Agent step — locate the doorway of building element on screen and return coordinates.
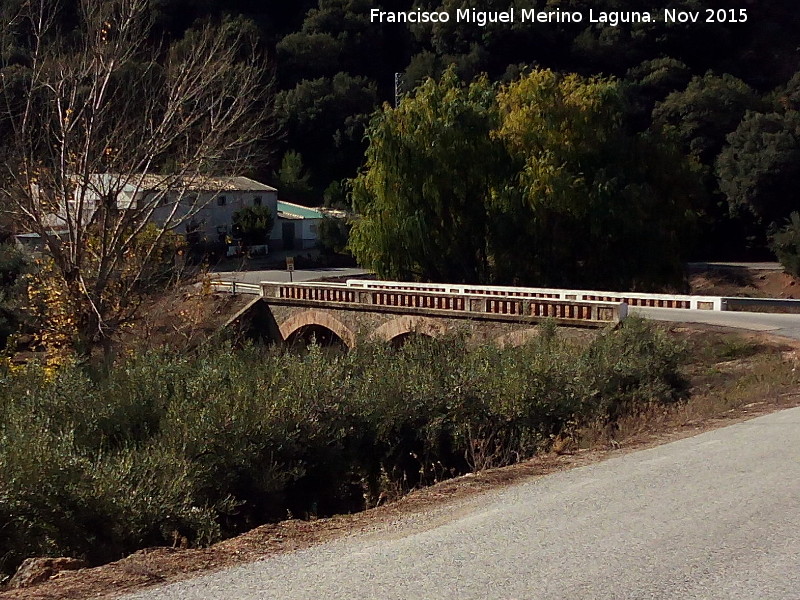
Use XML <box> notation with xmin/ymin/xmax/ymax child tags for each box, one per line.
<box><xmin>282</xmin><ymin>222</ymin><xmax>295</xmax><ymax>250</ymax></box>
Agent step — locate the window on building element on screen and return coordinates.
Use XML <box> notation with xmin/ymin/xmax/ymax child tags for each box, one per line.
<box><xmin>217</xmin><ymin>195</ymin><xmax>227</xmax><ymax>207</ymax></box>
<box><xmin>253</xmin><ymin>196</ymin><xmax>262</xmax><ymax>206</ymax></box>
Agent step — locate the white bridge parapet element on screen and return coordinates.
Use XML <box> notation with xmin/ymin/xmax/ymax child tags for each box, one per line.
<box><xmin>258</xmin><ymin>281</ymin><xmax>627</xmax><ymax>326</ymax></box>
<box><xmin>345</xmin><ymin>280</ymin><xmax>727</xmax><ymax>311</ymax></box>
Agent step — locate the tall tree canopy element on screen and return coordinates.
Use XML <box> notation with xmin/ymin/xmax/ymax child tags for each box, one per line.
<box><xmin>350</xmin><ymin>70</ymin><xmax>503</xmax><ymax>282</ymax></box>
<box><xmin>3</xmin><ymin>0</ymin><xmax>800</xmax><ymax>269</ymax></box>
<box><xmin>494</xmin><ymin>69</ymin><xmax>698</xmax><ymax>288</ymax></box>
<box><xmin>652</xmin><ymin>73</ymin><xmax>764</xmax><ymax>166</ymax></box>
<box><xmin>717</xmin><ymin>110</ymin><xmax>800</xmax><ymax>228</ymax></box>
<box><xmin>350</xmin><ymin>69</ymin><xmax>699</xmax><ymax>289</ymax></box>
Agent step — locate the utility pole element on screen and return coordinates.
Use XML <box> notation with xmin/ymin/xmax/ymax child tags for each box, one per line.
<box><xmin>394</xmin><ymin>72</ymin><xmax>404</xmax><ymax>107</ymax></box>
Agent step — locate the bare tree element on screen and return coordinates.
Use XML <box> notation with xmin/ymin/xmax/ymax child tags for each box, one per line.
<box><xmin>0</xmin><ymin>0</ymin><xmax>276</xmax><ymax>353</ymax></box>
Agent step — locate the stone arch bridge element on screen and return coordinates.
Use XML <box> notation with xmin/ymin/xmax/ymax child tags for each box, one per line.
<box><xmin>219</xmin><ymin>281</ymin><xmax>626</xmax><ymax>349</ymax></box>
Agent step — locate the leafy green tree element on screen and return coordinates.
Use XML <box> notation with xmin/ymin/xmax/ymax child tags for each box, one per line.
<box><xmin>323</xmin><ymin>180</ymin><xmax>347</xmax><ymax>208</ymax></box>
<box><xmin>624</xmin><ymin>58</ymin><xmax>692</xmax><ymax>130</ymax></box>
<box><xmin>403</xmin><ymin>51</ymin><xmax>442</xmax><ymax>90</ymax></box>
<box><xmin>717</xmin><ymin>110</ymin><xmax>800</xmax><ymax>227</ymax></box>
<box><xmin>652</xmin><ymin>72</ymin><xmax>766</xmax><ymax>257</ymax></box>
<box><xmin>653</xmin><ymin>72</ymin><xmax>764</xmax><ymax>166</ymax></box>
<box><xmin>776</xmin><ymin>71</ymin><xmax>800</xmax><ymax>112</ymax></box>
<box><xmin>493</xmin><ymin>69</ymin><xmax>698</xmax><ymax>289</ymax></box>
<box><xmin>317</xmin><ymin>216</ymin><xmax>350</xmax><ymax>255</ymax></box>
<box><xmin>276</xmin><ymin>0</ymin><xmax>384</xmax><ymax>85</ymax></box>
<box><xmin>277</xmin><ymin>33</ymin><xmax>344</xmax><ymax>83</ymax></box>
<box><xmin>277</xmin><ymin>73</ymin><xmax>378</xmax><ymax>191</ymax></box>
<box><xmin>275</xmin><ymin>150</ymin><xmax>314</xmax><ymax>204</ymax></box>
<box><xmin>351</xmin><ymin>69</ymin><xmax>699</xmax><ymax>289</ymax></box>
<box><xmin>350</xmin><ymin>70</ymin><xmax>504</xmax><ymax>282</ymax></box>
<box><xmin>232</xmin><ymin>205</ymin><xmax>275</xmax><ymax>247</ymax></box>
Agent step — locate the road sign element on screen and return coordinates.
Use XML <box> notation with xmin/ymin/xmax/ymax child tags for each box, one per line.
<box><xmin>286</xmin><ymin>257</ymin><xmax>295</xmax><ymax>272</ymax></box>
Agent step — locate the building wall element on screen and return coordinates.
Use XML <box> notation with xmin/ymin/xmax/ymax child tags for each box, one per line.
<box><xmin>268</xmin><ymin>217</ymin><xmax>322</xmax><ymax>250</ymax></box>
<box><xmin>301</xmin><ymin>218</ymin><xmax>321</xmax><ymax>247</ymax></box>
<box><xmin>152</xmin><ymin>191</ymin><xmax>278</xmax><ymax>241</ymax></box>
<box><xmin>269</xmin><ymin>219</ymin><xmax>289</xmax><ymax>247</ymax></box>
<box><xmin>73</xmin><ymin>180</ymin><xmax>334</xmax><ymax>251</ymax></box>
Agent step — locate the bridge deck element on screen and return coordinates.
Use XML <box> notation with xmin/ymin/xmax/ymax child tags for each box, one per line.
<box><xmin>345</xmin><ymin>279</ymin><xmax>725</xmax><ymax>311</ymax></box>
<box><xmin>259</xmin><ymin>282</ymin><xmax>626</xmax><ymax>327</ymax></box>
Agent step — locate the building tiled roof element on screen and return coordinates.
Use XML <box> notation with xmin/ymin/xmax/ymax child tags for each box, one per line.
<box><xmin>217</xmin><ymin>177</ymin><xmax>277</xmax><ymax>192</ymax></box>
<box><xmin>87</xmin><ymin>174</ymin><xmax>276</xmax><ymax>193</ymax></box>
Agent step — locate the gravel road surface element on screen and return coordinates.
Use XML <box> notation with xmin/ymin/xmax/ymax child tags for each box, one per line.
<box><xmin>211</xmin><ymin>267</ymin><xmax>370</xmax><ymax>284</ymax></box>
<box><xmin>122</xmin><ymin>406</ymin><xmax>800</xmax><ymax>600</ymax></box>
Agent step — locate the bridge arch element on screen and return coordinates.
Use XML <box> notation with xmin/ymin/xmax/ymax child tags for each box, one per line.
<box><xmin>370</xmin><ymin>316</ymin><xmax>447</xmax><ymax>346</ymax></box>
<box><xmin>279</xmin><ymin>310</ymin><xmax>357</xmax><ymax>350</ymax></box>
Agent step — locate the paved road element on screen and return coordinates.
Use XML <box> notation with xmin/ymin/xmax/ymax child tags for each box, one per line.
<box><xmin>122</xmin><ymin>406</ymin><xmax>800</xmax><ymax>600</ymax></box>
<box><xmin>633</xmin><ymin>307</ymin><xmax>800</xmax><ymax>341</ymax></box>
<box><xmin>212</xmin><ymin>267</ymin><xmax>370</xmax><ymax>284</ymax></box>
<box><xmin>686</xmin><ymin>262</ymin><xmax>783</xmax><ymax>271</ymax></box>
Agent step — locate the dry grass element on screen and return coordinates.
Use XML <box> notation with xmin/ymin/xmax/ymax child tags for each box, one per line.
<box><xmin>576</xmin><ymin>326</ymin><xmax>800</xmax><ymax>450</ymax></box>
<box><xmin>688</xmin><ymin>266</ymin><xmax>800</xmax><ymax>299</ymax></box>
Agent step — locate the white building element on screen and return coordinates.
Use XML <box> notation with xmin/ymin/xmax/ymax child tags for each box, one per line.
<box><xmin>166</xmin><ymin>178</ymin><xmax>278</xmax><ymax>243</ymax></box>
<box><xmin>276</xmin><ymin>201</ymin><xmax>325</xmax><ymax>250</ymax></box>
<box><xmin>30</xmin><ymin>174</ymin><xmax>340</xmax><ymax>253</ymax></box>
<box><xmin>74</xmin><ymin>174</ymin><xmax>278</xmax><ymax>243</ymax></box>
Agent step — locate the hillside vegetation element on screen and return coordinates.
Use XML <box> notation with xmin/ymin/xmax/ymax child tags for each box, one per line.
<box><xmin>3</xmin><ymin>0</ymin><xmax>799</xmax><ymax>263</ymax></box>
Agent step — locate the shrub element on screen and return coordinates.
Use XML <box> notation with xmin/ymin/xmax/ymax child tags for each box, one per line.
<box><xmin>578</xmin><ymin>317</ymin><xmax>687</xmax><ymax>423</ymax></box>
<box><xmin>232</xmin><ymin>205</ymin><xmax>275</xmax><ymax>247</ymax></box>
<box><xmin>0</xmin><ymin>361</ymin><xmax>225</xmax><ymax>573</ymax></box>
<box><xmin>0</xmin><ymin>244</ymin><xmax>27</xmax><ymax>349</ymax></box>
<box><xmin>0</xmin><ymin>322</ymin><xmax>684</xmax><ymax>576</ymax></box>
<box><xmin>770</xmin><ymin>211</ymin><xmax>800</xmax><ymax>277</ymax></box>
<box><xmin>317</xmin><ymin>216</ymin><xmax>350</xmax><ymax>255</ymax></box>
